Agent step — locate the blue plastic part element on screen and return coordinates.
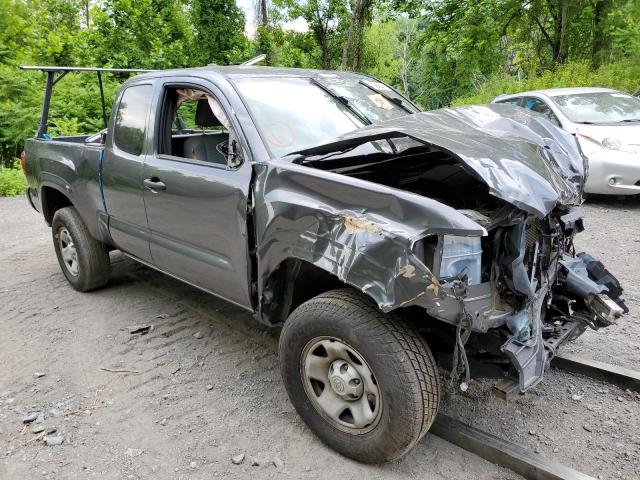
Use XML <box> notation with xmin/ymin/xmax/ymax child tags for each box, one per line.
<box><xmin>98</xmin><ymin>150</ymin><xmax>108</xmax><ymax>215</ymax></box>
<box><xmin>505</xmin><ymin>309</ymin><xmax>531</xmax><ymax>342</ymax></box>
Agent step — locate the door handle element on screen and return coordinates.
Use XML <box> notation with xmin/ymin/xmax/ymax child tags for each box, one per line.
<box><xmin>144</xmin><ymin>177</ymin><xmax>166</xmax><ymax>192</ymax></box>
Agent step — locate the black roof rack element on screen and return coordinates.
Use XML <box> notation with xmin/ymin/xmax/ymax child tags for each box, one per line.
<box><xmin>20</xmin><ymin>65</ymin><xmax>155</xmax><ymax>138</ymax></box>
<box><xmin>20</xmin><ymin>65</ymin><xmax>156</xmax><ymax>73</ymax></box>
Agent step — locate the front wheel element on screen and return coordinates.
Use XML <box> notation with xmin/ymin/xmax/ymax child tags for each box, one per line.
<box><xmin>52</xmin><ymin>207</ymin><xmax>110</xmax><ymax>292</ymax></box>
<box><xmin>279</xmin><ymin>289</ymin><xmax>440</xmax><ymax>463</ymax></box>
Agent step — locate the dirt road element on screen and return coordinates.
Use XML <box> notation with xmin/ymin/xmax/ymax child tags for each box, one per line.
<box><xmin>1</xmin><ymin>195</ymin><xmax>638</xmax><ymax>479</ymax></box>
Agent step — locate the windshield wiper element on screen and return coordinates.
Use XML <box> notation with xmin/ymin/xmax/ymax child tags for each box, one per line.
<box><xmin>358</xmin><ymin>80</ymin><xmax>414</xmax><ymax>114</ymax></box>
<box><xmin>310</xmin><ymin>77</ymin><xmax>372</xmax><ymax>126</ymax></box>
<box><xmin>621</xmin><ymin>118</ymin><xmax>640</xmax><ymax>123</ymax></box>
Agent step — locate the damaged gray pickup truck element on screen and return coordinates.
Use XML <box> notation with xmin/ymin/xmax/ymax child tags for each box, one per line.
<box><xmin>23</xmin><ymin>65</ymin><xmax>627</xmax><ymax>463</ymax></box>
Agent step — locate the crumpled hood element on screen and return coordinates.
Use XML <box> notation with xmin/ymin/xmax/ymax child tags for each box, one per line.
<box><xmin>294</xmin><ymin>104</ymin><xmax>586</xmax><ymax>218</ymax></box>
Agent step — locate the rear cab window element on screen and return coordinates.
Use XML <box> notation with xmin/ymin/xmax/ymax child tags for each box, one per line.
<box><xmin>113</xmin><ymin>84</ymin><xmax>153</xmax><ymax>155</ymax></box>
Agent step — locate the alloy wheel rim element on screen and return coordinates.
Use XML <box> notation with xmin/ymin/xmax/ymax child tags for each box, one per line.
<box><xmin>301</xmin><ymin>336</ymin><xmax>382</xmax><ymax>434</ymax></box>
<box><xmin>58</xmin><ymin>227</ymin><xmax>79</xmax><ymax>276</ymax></box>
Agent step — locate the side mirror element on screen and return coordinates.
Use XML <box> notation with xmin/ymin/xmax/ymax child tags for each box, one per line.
<box><xmin>228</xmin><ymin>139</ymin><xmax>243</xmax><ymax>168</ymax></box>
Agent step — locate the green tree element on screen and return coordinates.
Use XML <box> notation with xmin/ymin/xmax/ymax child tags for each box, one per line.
<box><xmin>274</xmin><ymin>0</ymin><xmax>348</xmax><ymax>69</ymax></box>
<box><xmin>340</xmin><ymin>0</ymin><xmax>374</xmax><ymax>71</ymax></box>
<box><xmin>0</xmin><ymin>0</ymin><xmax>28</xmax><ymax>63</ymax></box>
<box><xmin>411</xmin><ymin>0</ymin><xmax>508</xmax><ymax>108</ymax></box>
<box><xmin>89</xmin><ymin>0</ymin><xmax>193</xmax><ymax>69</ymax></box>
<box><xmin>190</xmin><ymin>0</ymin><xmax>248</xmax><ymax>65</ymax></box>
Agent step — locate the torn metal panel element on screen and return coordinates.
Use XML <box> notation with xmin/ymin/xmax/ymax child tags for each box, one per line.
<box><xmin>560</xmin><ymin>253</ymin><xmax>627</xmax><ymax>326</ymax></box>
<box><xmin>291</xmin><ymin>104</ymin><xmax>587</xmax><ymax>218</ymax></box>
<box><xmin>252</xmin><ymin>159</ymin><xmax>485</xmax><ymax>316</ymax></box>
<box><xmin>501</xmin><ymin>284</ymin><xmax>549</xmax><ymax>391</ymax></box>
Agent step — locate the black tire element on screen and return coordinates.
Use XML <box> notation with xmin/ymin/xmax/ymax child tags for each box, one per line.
<box><xmin>51</xmin><ymin>207</ymin><xmax>110</xmax><ymax>292</ymax></box>
<box><xmin>279</xmin><ymin>288</ymin><xmax>440</xmax><ymax>464</ymax></box>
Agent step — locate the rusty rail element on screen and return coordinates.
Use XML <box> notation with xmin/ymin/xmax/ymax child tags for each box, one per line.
<box><xmin>552</xmin><ymin>354</ymin><xmax>640</xmax><ymax>392</ymax></box>
<box><xmin>431</xmin><ymin>415</ymin><xmax>597</xmax><ymax>480</ymax></box>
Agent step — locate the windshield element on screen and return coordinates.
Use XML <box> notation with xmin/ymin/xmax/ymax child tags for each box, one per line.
<box><xmin>233</xmin><ymin>76</ymin><xmax>413</xmax><ymax>157</ymax></box>
<box><xmin>552</xmin><ymin>91</ymin><xmax>640</xmax><ymax>124</ymax></box>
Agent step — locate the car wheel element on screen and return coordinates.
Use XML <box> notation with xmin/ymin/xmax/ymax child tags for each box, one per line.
<box><xmin>52</xmin><ymin>207</ymin><xmax>110</xmax><ymax>292</ymax></box>
<box><xmin>279</xmin><ymin>288</ymin><xmax>440</xmax><ymax>463</ymax></box>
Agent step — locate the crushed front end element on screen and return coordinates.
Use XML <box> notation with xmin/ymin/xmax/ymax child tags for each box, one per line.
<box><xmin>417</xmin><ymin>204</ymin><xmax>628</xmax><ymax>392</ymax></box>
<box><xmin>286</xmin><ymin>104</ymin><xmax>628</xmax><ymax>391</ymax></box>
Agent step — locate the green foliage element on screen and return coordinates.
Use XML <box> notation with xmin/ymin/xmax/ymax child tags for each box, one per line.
<box><xmin>411</xmin><ymin>0</ymin><xmax>507</xmax><ymax>109</ymax></box>
<box><xmin>0</xmin><ymin>0</ymin><xmax>28</xmax><ymax>63</ymax></box>
<box><xmin>273</xmin><ymin>0</ymin><xmax>349</xmax><ymax>68</ymax></box>
<box><xmin>0</xmin><ymin>161</ymin><xmax>27</xmax><ymax>196</ymax></box>
<box><xmin>89</xmin><ymin>0</ymin><xmax>194</xmax><ymax>69</ymax></box>
<box><xmin>190</xmin><ymin>0</ymin><xmax>249</xmax><ymax>65</ymax></box>
<box><xmin>0</xmin><ymin>64</ymin><xmax>41</xmax><ymax>164</ymax></box>
<box><xmin>406</xmin><ymin>0</ymin><xmax>640</xmax><ymax>109</ymax></box>
<box><xmin>0</xmin><ymin>0</ymin><xmax>248</xmax><ymax>167</ymax></box>
<box><xmin>452</xmin><ymin>59</ymin><xmax>640</xmax><ymax>106</ymax></box>
<box><xmin>360</xmin><ymin>21</ymin><xmax>401</xmax><ymax>86</ymax></box>
<box><xmin>255</xmin><ymin>25</ymin><xmax>320</xmax><ymax>68</ymax></box>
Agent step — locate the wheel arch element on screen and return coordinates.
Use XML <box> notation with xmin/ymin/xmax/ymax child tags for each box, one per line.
<box><xmin>258</xmin><ymin>258</ymin><xmax>348</xmax><ymax>326</ymax></box>
<box><xmin>41</xmin><ymin>184</ymin><xmax>73</xmax><ymax>226</ymax></box>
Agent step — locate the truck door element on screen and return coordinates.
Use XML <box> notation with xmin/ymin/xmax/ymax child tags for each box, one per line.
<box><xmin>102</xmin><ymin>82</ymin><xmax>154</xmax><ymax>262</ymax></box>
<box><xmin>141</xmin><ymin>81</ymin><xmax>253</xmax><ymax>310</ymax></box>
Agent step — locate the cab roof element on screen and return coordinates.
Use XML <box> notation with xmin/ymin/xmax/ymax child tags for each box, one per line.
<box><xmin>135</xmin><ymin>65</ymin><xmax>369</xmax><ymax>81</ymax></box>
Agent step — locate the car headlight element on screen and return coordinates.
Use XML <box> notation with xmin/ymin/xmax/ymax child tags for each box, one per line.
<box><xmin>602</xmin><ymin>137</ymin><xmax>640</xmax><ymax>154</ymax></box>
<box><xmin>439</xmin><ymin>235</ymin><xmax>482</xmax><ymax>285</ymax></box>
<box><xmin>580</xmin><ymin>134</ymin><xmax>640</xmax><ymax>154</ymax></box>
<box><xmin>601</xmin><ymin>137</ymin><xmax>623</xmax><ymax>151</ymax></box>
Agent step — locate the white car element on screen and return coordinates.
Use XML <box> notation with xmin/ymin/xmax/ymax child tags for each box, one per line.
<box><xmin>492</xmin><ymin>87</ymin><xmax>640</xmax><ymax>195</ymax></box>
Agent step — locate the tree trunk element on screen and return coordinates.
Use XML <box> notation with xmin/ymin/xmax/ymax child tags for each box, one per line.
<box><xmin>260</xmin><ymin>0</ymin><xmax>268</xmax><ymax>26</ymax></box>
<box><xmin>399</xmin><ymin>18</ymin><xmax>415</xmax><ymax>93</ymax></box>
<box><xmin>340</xmin><ymin>0</ymin><xmax>372</xmax><ymax>71</ymax></box>
<box><xmin>546</xmin><ymin>0</ymin><xmax>569</xmax><ymax>64</ymax></box>
<box><xmin>340</xmin><ymin>1</ymin><xmax>355</xmax><ymax>70</ymax></box>
<box><xmin>591</xmin><ymin>0</ymin><xmax>607</xmax><ymax>65</ymax></box>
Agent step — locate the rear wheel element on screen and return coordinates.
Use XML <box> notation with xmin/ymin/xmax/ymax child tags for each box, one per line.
<box><xmin>52</xmin><ymin>207</ymin><xmax>110</xmax><ymax>292</ymax></box>
<box><xmin>279</xmin><ymin>288</ymin><xmax>440</xmax><ymax>463</ymax></box>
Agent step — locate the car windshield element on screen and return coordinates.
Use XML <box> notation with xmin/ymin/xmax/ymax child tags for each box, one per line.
<box><xmin>552</xmin><ymin>91</ymin><xmax>640</xmax><ymax>124</ymax></box>
<box><xmin>233</xmin><ymin>76</ymin><xmax>412</xmax><ymax>157</ymax></box>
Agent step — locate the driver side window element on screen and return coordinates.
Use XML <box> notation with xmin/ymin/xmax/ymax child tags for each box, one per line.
<box><xmin>158</xmin><ymin>86</ymin><xmax>242</xmax><ymax>168</ymax></box>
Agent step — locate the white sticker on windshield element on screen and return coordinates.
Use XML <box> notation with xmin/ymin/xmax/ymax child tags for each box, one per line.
<box><xmin>368</xmin><ymin>94</ymin><xmax>394</xmax><ymax>110</ymax></box>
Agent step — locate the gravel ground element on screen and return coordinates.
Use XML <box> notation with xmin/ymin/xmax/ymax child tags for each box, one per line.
<box><xmin>0</xmin><ymin>194</ymin><xmax>638</xmax><ymax>479</ymax></box>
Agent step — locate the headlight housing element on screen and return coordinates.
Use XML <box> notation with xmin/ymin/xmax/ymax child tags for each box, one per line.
<box><xmin>439</xmin><ymin>235</ymin><xmax>482</xmax><ymax>285</ymax></box>
<box><xmin>601</xmin><ymin>137</ymin><xmax>640</xmax><ymax>154</ymax></box>
<box><xmin>601</xmin><ymin>137</ymin><xmax>623</xmax><ymax>151</ymax></box>
<box><xmin>579</xmin><ymin>134</ymin><xmax>640</xmax><ymax>154</ymax></box>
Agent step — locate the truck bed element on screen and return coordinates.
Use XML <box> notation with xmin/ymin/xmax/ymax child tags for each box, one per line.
<box><xmin>24</xmin><ymin>136</ymin><xmax>108</xmax><ymax>242</ymax></box>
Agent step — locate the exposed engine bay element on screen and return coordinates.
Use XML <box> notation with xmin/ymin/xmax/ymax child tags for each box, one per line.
<box><xmin>293</xmin><ymin>129</ymin><xmax>628</xmax><ymax>392</ymax></box>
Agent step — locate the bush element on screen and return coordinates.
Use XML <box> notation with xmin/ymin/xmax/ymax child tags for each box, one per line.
<box><xmin>0</xmin><ymin>161</ymin><xmax>27</xmax><ymax>196</ymax></box>
<box><xmin>451</xmin><ymin>59</ymin><xmax>640</xmax><ymax>106</ymax></box>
